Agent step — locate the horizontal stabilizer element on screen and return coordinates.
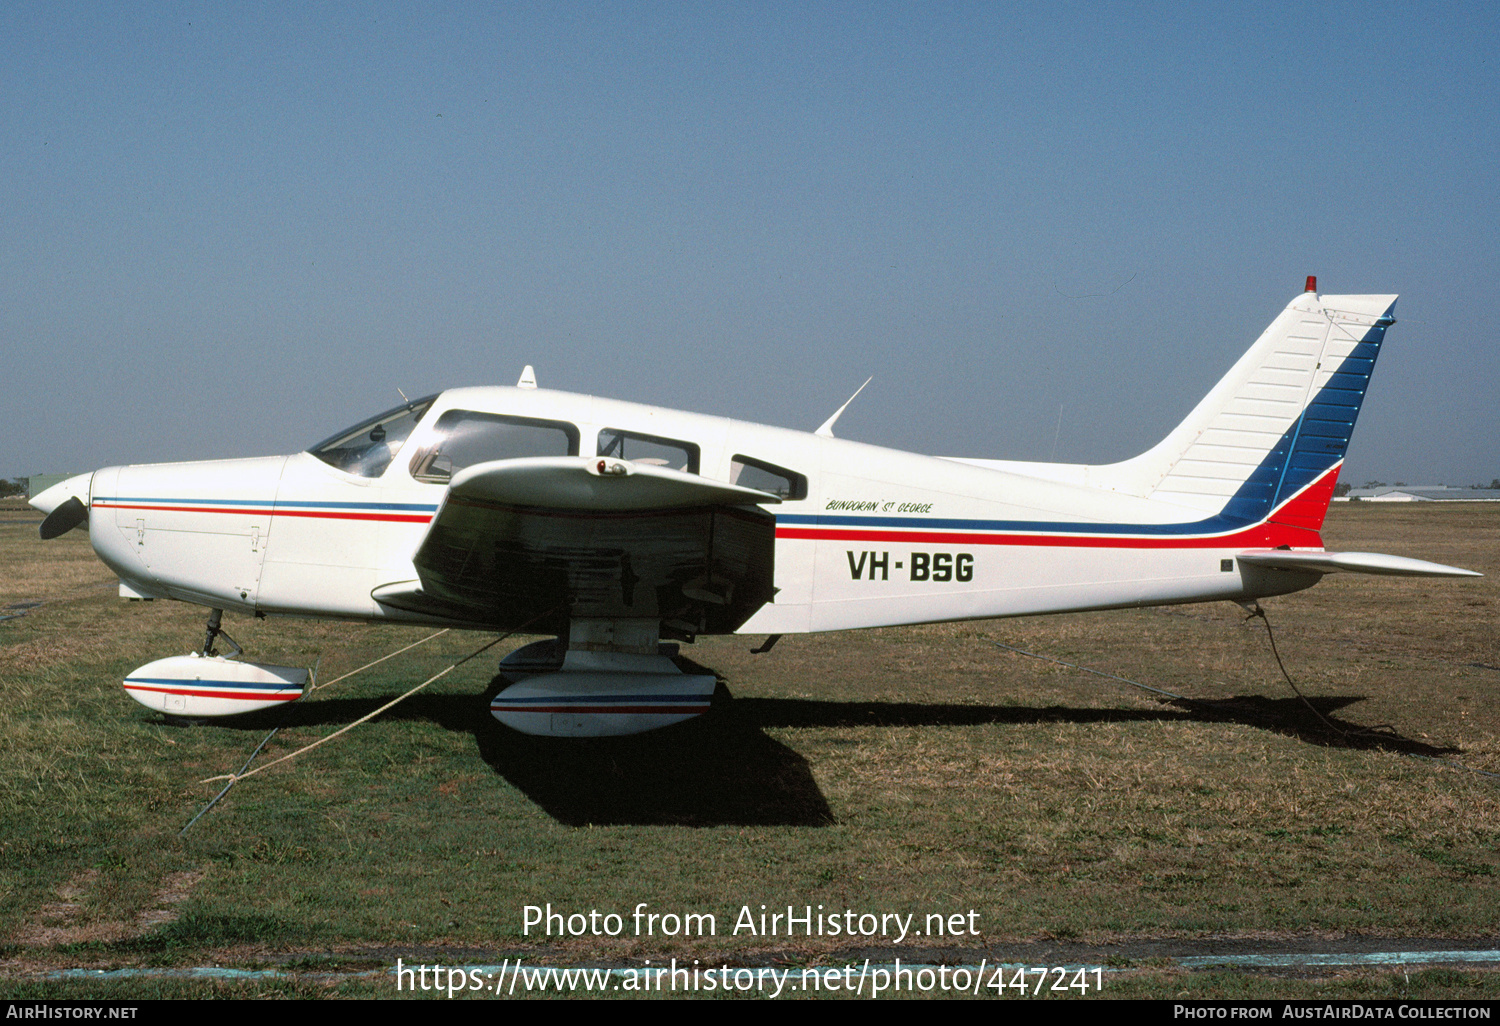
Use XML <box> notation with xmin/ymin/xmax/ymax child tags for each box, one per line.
<box><xmin>1236</xmin><ymin>551</ymin><xmax>1482</xmax><ymax>578</ymax></box>
<box><xmin>449</xmin><ymin>456</ymin><xmax>782</xmax><ymax>511</ymax></box>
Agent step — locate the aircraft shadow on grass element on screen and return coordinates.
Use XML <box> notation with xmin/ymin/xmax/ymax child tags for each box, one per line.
<box><xmin>214</xmin><ymin>681</ymin><xmax>835</xmax><ymax>829</ymax></box>
<box><xmin>206</xmin><ymin>657</ymin><xmax>1458</xmax><ymax>828</ymax></box>
<box><xmin>735</xmin><ymin>694</ymin><xmax>1460</xmax><ymax>757</ymax></box>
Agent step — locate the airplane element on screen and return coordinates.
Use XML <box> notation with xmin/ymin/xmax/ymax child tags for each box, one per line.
<box><xmin>30</xmin><ymin>278</ymin><xmax>1480</xmax><ymax>737</ymax></box>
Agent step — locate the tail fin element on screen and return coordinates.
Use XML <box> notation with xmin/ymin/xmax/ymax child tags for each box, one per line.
<box><xmin>1095</xmin><ymin>287</ymin><xmax>1397</xmax><ymax>529</ymax></box>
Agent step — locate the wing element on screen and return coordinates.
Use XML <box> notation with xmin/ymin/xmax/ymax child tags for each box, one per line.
<box><xmin>372</xmin><ymin>456</ymin><xmax>782</xmax><ymax>637</ymax></box>
<box><xmin>1236</xmin><ymin>550</ymin><xmax>1482</xmax><ymax>578</ymax></box>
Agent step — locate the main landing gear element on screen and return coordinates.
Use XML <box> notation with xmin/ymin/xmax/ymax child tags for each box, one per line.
<box><xmin>489</xmin><ymin>618</ymin><xmax>717</xmax><ymax>738</ymax></box>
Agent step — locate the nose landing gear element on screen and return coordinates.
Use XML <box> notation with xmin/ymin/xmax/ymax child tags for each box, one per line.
<box><xmin>122</xmin><ymin>608</ymin><xmax>308</xmax><ymax>718</ymax></box>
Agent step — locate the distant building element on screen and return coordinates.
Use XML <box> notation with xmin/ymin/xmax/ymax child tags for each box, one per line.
<box><xmin>1340</xmin><ymin>485</ymin><xmax>1500</xmax><ymax>502</ymax></box>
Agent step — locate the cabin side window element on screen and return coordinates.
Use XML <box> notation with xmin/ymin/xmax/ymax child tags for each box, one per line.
<box><xmin>309</xmin><ymin>396</ymin><xmax>438</xmax><ymax>478</ymax></box>
<box><xmin>596</xmin><ymin>429</ymin><xmax>700</xmax><ymax>474</ymax></box>
<box><xmin>730</xmin><ymin>455</ymin><xmax>807</xmax><ymax>500</ymax></box>
<box><xmin>409</xmin><ymin>410</ymin><xmax>580</xmax><ymax>483</ymax></box>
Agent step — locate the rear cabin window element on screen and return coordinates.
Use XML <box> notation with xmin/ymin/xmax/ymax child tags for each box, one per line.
<box><xmin>409</xmin><ymin>410</ymin><xmax>579</xmax><ymax>483</ymax></box>
<box><xmin>596</xmin><ymin>429</ymin><xmax>699</xmax><ymax>474</ymax></box>
<box><xmin>730</xmin><ymin>455</ymin><xmax>807</xmax><ymax>500</ymax></box>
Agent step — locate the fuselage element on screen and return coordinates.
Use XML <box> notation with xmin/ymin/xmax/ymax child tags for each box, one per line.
<box><xmin>74</xmin><ymin>384</ymin><xmax>1328</xmax><ymax>636</ymax></box>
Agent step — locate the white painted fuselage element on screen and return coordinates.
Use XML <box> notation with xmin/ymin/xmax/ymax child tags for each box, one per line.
<box><xmin>75</xmin><ymin>393</ymin><xmax>1317</xmax><ymax>635</ymax></box>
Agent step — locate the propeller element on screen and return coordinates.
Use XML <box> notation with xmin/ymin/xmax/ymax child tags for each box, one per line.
<box><xmin>39</xmin><ymin>496</ymin><xmax>89</xmax><ymax>539</ymax></box>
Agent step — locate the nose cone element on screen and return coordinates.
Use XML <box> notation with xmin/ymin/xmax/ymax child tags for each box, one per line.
<box><xmin>29</xmin><ymin>472</ymin><xmax>94</xmax><ymax>516</ymax></box>
<box><xmin>32</xmin><ymin>472</ymin><xmax>95</xmax><ymax>539</ymax></box>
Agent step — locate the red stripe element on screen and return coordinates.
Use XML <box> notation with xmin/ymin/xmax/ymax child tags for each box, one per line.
<box><xmin>774</xmin><ymin>523</ymin><xmax>1319</xmax><ymax>549</ymax></box>
<box><xmin>95</xmin><ymin>503</ymin><xmax>431</xmax><ymax>524</ymax></box>
<box><xmin>267</xmin><ymin>509</ymin><xmax>432</xmax><ymax>523</ymax></box>
<box><xmin>1269</xmin><ymin>466</ymin><xmax>1341</xmax><ymax>531</ymax></box>
<box><xmin>777</xmin><ymin>466</ymin><xmax>1339</xmax><ymax>550</ymax></box>
<box><xmin>124</xmin><ymin>684</ymin><xmax>303</xmax><ymax>701</ymax></box>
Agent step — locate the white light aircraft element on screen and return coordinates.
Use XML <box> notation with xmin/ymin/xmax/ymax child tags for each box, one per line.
<box><xmin>31</xmin><ymin>279</ymin><xmax>1480</xmax><ymax>736</ymax></box>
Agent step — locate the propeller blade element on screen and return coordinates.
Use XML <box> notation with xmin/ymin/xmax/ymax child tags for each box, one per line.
<box><xmin>40</xmin><ymin>496</ymin><xmax>89</xmax><ymax>539</ymax></box>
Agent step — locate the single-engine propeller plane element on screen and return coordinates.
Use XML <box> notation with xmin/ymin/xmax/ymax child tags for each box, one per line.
<box><xmin>31</xmin><ymin>279</ymin><xmax>1480</xmax><ymax>736</ymax></box>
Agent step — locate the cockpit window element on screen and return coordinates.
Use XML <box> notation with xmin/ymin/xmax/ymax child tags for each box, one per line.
<box><xmin>409</xmin><ymin>410</ymin><xmax>580</xmax><ymax>484</ymax></box>
<box><xmin>309</xmin><ymin>396</ymin><xmax>437</xmax><ymax>478</ymax></box>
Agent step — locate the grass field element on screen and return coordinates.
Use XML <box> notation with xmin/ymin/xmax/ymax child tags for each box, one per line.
<box><xmin>1</xmin><ymin>499</ymin><xmax>1496</xmax><ymax>999</ymax></box>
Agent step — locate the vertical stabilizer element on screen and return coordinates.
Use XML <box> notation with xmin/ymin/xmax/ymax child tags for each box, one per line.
<box><xmin>1092</xmin><ymin>289</ymin><xmax>1396</xmax><ymax>529</ymax></box>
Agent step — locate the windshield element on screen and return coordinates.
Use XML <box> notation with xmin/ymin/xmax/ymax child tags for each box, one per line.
<box><xmin>309</xmin><ymin>395</ymin><xmax>437</xmax><ymax>477</ymax></box>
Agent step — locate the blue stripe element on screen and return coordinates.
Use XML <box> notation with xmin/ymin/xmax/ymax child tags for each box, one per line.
<box><xmin>1265</xmin><ymin>310</ymin><xmax>1391</xmax><ymax>512</ymax></box>
<box><xmin>125</xmin><ymin>677</ymin><xmax>301</xmax><ymax>691</ymax></box>
<box><xmin>775</xmin><ymin>511</ymin><xmax>1259</xmax><ymax>536</ymax></box>
<box><xmin>272</xmin><ymin>499</ymin><xmax>438</xmax><ymax>511</ymax></box>
<box><xmin>96</xmin><ymin>496</ymin><xmax>438</xmax><ymax>512</ymax></box>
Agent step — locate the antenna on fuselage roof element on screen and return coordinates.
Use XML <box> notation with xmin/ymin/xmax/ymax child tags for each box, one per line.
<box><xmin>396</xmin><ymin>388</ymin><xmax>414</xmax><ymax>410</ymax></box>
<box><xmin>517</xmin><ymin>365</ymin><xmax>538</xmax><ymax>389</ymax></box>
<box><xmin>815</xmin><ymin>376</ymin><xmax>872</xmax><ymax>438</ymax></box>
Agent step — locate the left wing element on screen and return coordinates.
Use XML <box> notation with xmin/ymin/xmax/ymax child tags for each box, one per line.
<box><xmin>373</xmin><ymin>456</ymin><xmax>782</xmax><ymax>636</ymax></box>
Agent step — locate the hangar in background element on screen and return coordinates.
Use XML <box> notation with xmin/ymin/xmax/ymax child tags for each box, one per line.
<box><xmin>1341</xmin><ymin>485</ymin><xmax>1500</xmax><ymax>502</ymax></box>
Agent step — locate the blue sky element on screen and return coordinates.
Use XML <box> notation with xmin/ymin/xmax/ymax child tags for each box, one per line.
<box><xmin>5</xmin><ymin>3</ymin><xmax>1497</xmax><ymax>485</ymax></box>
